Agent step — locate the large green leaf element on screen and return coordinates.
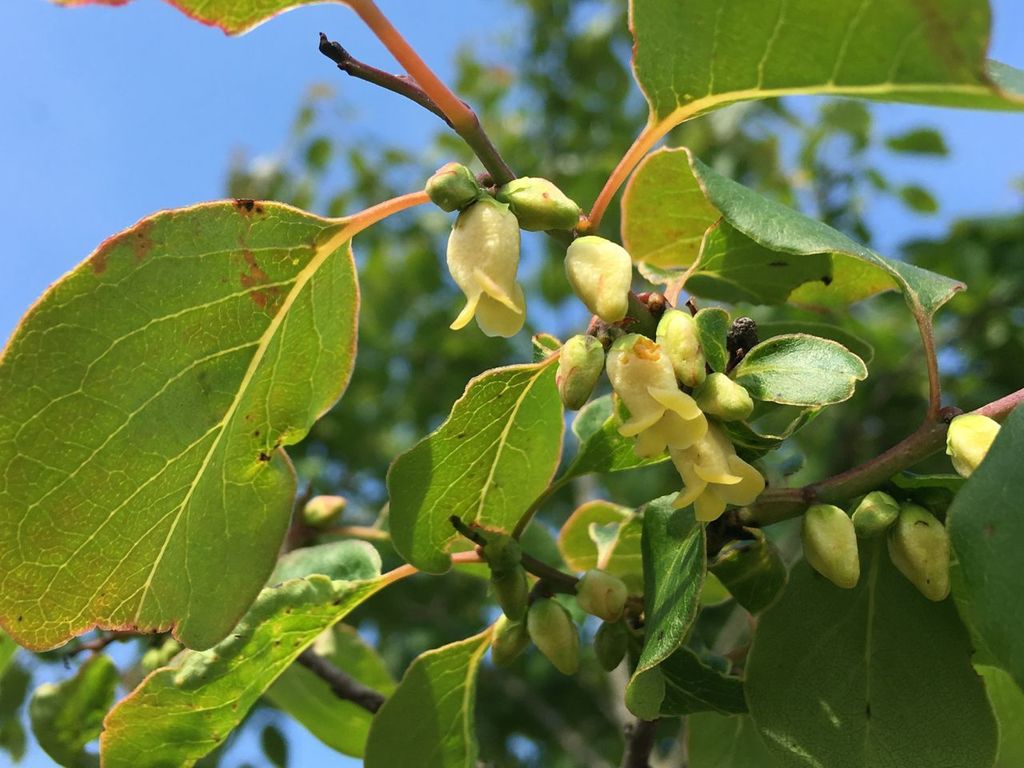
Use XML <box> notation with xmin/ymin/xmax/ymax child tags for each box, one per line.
<box><xmin>265</xmin><ymin>624</ymin><xmax>397</xmax><ymax>758</ymax></box>
<box><xmin>626</xmin><ymin>496</ymin><xmax>705</xmax><ymax>712</ymax></box>
<box><xmin>732</xmin><ymin>334</ymin><xmax>867</xmax><ymax>406</ymax></box>
<box><xmin>709</xmin><ymin>531</ymin><xmax>788</xmax><ymax>615</ymax></box>
<box><xmin>979</xmin><ymin>665</ymin><xmax>1024</xmax><ymax>768</ymax></box>
<box><xmin>948</xmin><ymin>405</ymin><xmax>1024</xmax><ymax>690</ymax></box>
<box><xmin>0</xmin><ymin>632</ymin><xmax>15</xmax><ymax>679</ymax></box>
<box><xmin>659</xmin><ymin>647</ymin><xmax>746</xmax><ymax>717</ymax></box>
<box><xmin>364</xmin><ymin>629</ymin><xmax>492</xmax><ymax>768</ymax></box>
<box><xmin>746</xmin><ymin>545</ymin><xmax>997</xmax><ymax>768</ymax></box>
<box><xmin>623</xmin><ymin>148</ymin><xmax>964</xmax><ymax>320</ymax></box>
<box><xmin>0</xmin><ymin>201</ymin><xmax>359</xmax><ymax>651</ymax></box>
<box><xmin>557</xmin><ymin>500</ymin><xmax>643</xmax><ymax>594</ymax></box>
<box><xmin>29</xmin><ymin>654</ymin><xmax>119</xmax><ymax>768</ymax></box>
<box><xmin>101</xmin><ymin>565</ymin><xmax>391</xmax><ymax>767</ymax></box>
<box><xmin>630</xmin><ymin>0</ymin><xmax>1024</xmax><ymax>135</ymax></box>
<box><xmin>388</xmin><ymin>360</ymin><xmax>563</xmax><ymax>573</ymax></box>
<box><xmin>688</xmin><ymin>712</ymin><xmax>781</xmax><ymax>768</ymax></box>
<box><xmin>560</xmin><ymin>395</ymin><xmax>667</xmax><ymax>481</ymax></box>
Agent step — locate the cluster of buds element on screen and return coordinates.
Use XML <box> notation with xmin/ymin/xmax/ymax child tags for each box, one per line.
<box><xmin>801</xmin><ymin>491</ymin><xmax>950</xmax><ymax>601</ymax></box>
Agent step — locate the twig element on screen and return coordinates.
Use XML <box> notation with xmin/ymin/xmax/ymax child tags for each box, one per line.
<box><xmin>297</xmin><ymin>649</ymin><xmax>385</xmax><ymax>713</ymax></box>
<box><xmin>741</xmin><ymin>386</ymin><xmax>1024</xmax><ymax>527</ymax></box>
<box><xmin>69</xmin><ymin>631</ymin><xmax>138</xmax><ymax>657</ymax></box>
<box><xmin>622</xmin><ymin>718</ymin><xmax>660</xmax><ymax>768</ymax></box>
<box><xmin>318</xmin><ymin>34</ymin><xmax>452</xmax><ymax>126</ymax></box>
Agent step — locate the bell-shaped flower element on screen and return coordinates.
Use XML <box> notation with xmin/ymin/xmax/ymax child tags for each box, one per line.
<box><xmin>670</xmin><ymin>424</ymin><xmax>765</xmax><ymax>522</ymax></box>
<box><xmin>606</xmin><ymin>334</ymin><xmax>707</xmax><ymax>457</ymax></box>
<box><xmin>564</xmin><ymin>236</ymin><xmax>633</xmax><ymax>323</ymax></box>
<box><xmin>446</xmin><ymin>198</ymin><xmax>526</xmax><ymax>338</ymax></box>
<box><xmin>945</xmin><ymin>413</ymin><xmax>1000</xmax><ymax>478</ymax></box>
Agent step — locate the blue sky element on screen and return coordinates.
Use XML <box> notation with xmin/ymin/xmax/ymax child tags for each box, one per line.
<box><xmin>1</xmin><ymin>1</ymin><xmax>1022</xmax><ymax>766</ymax></box>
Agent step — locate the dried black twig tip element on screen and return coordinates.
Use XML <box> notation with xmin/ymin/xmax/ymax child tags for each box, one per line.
<box><xmin>726</xmin><ymin>316</ymin><xmax>759</xmax><ymax>372</ymax></box>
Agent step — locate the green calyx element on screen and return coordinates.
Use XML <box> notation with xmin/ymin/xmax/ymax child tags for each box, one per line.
<box><xmin>802</xmin><ymin>503</ymin><xmax>860</xmax><ymax>589</ymax></box>
<box><xmin>496</xmin><ymin>176</ymin><xmax>581</xmax><ymax>231</ymax></box>
<box><xmin>556</xmin><ymin>335</ymin><xmax>605</xmax><ymax>411</ymax></box>
<box><xmin>887</xmin><ymin>503</ymin><xmax>950</xmax><ymax>601</ymax></box>
<box><xmin>527</xmin><ymin>598</ymin><xmax>580</xmax><ymax>675</ymax></box>
<box><xmin>491</xmin><ymin>616</ymin><xmax>531</xmax><ymax>667</ymax></box>
<box><xmin>426</xmin><ymin>162</ymin><xmax>484</xmax><ymax>212</ymax></box>
<box><xmin>593</xmin><ymin>620</ymin><xmax>628</xmax><ymax>671</ymax></box>
<box><xmin>852</xmin><ymin>491</ymin><xmax>901</xmax><ymax>538</ymax></box>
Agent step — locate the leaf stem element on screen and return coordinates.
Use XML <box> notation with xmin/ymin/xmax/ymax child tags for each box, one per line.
<box><xmin>914</xmin><ymin>312</ymin><xmax>943</xmax><ymax>421</ymax></box>
<box><xmin>586</xmin><ymin>122</ymin><xmax>669</xmax><ymax>233</ymax></box>
<box><xmin>381</xmin><ymin>549</ymin><xmax>483</xmax><ymax>585</ymax></box>
<box><xmin>342</xmin><ymin>189</ymin><xmax>431</xmax><ymax>238</ymax></box>
<box><xmin>511</xmin><ymin>477</ymin><xmax>570</xmax><ymax>539</ymax></box>
<box><xmin>740</xmin><ymin>386</ymin><xmax>1024</xmax><ymax>526</ymax></box>
<box><xmin>342</xmin><ymin>0</ymin><xmax>516</xmax><ymax>185</ymax></box>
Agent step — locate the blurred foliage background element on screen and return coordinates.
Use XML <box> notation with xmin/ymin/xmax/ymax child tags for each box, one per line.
<box><xmin>3</xmin><ymin>1</ymin><xmax>1022</xmax><ymax>766</ymax></box>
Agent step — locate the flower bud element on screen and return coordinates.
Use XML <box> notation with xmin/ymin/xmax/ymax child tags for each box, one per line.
<box><xmin>425</xmin><ymin>162</ymin><xmax>483</xmax><ymax>212</ymax></box>
<box><xmin>447</xmin><ymin>198</ymin><xmax>526</xmax><ymax>337</ymax></box>
<box><xmin>302</xmin><ymin>495</ymin><xmax>347</xmax><ymax>528</ymax></box>
<box><xmin>946</xmin><ymin>413</ymin><xmax>1001</xmax><ymax>478</ymax></box>
<box><xmin>479</xmin><ymin>531</ymin><xmax>522</xmax><ymax>573</ymax></box>
<box><xmin>557</xmin><ymin>335</ymin><xmax>605</xmax><ymax>410</ymax></box>
<box><xmin>491</xmin><ymin>566</ymin><xmax>529</xmax><ymax>621</ymax></box>
<box><xmin>527</xmin><ymin>598</ymin><xmax>580</xmax><ymax>675</ymax></box>
<box><xmin>656</xmin><ymin>309</ymin><xmax>706</xmax><ymax>388</ymax></box>
<box><xmin>694</xmin><ymin>373</ymin><xmax>754</xmax><ymax>421</ymax></box>
<box><xmin>496</xmin><ymin>177</ymin><xmax>581</xmax><ymax>231</ymax></box>
<box><xmin>564</xmin><ymin>236</ymin><xmax>633</xmax><ymax>323</ymax></box>
<box><xmin>625</xmin><ymin>667</ymin><xmax>665</xmax><ymax>721</ymax></box>
<box><xmin>802</xmin><ymin>504</ymin><xmax>860</xmax><ymax>589</ymax></box>
<box><xmin>851</xmin><ymin>491</ymin><xmax>900</xmax><ymax>539</ymax></box>
<box><xmin>593</xmin><ymin>620</ymin><xmax>629</xmax><ymax>671</ymax></box>
<box><xmin>887</xmin><ymin>503</ymin><xmax>950</xmax><ymax>601</ymax></box>
<box><xmin>491</xmin><ymin>615</ymin><xmax>530</xmax><ymax>667</ymax></box>
<box><xmin>575</xmin><ymin>570</ymin><xmax>628</xmax><ymax>622</ymax></box>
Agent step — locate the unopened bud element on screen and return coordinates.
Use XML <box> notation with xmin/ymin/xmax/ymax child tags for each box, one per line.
<box><xmin>491</xmin><ymin>616</ymin><xmax>530</xmax><ymax>667</ymax></box>
<box><xmin>887</xmin><ymin>503</ymin><xmax>950</xmax><ymax>601</ymax></box>
<box><xmin>564</xmin><ymin>236</ymin><xmax>633</xmax><ymax>323</ymax></box>
<box><xmin>694</xmin><ymin>373</ymin><xmax>754</xmax><ymax>421</ymax></box>
<box><xmin>656</xmin><ymin>309</ymin><xmax>706</xmax><ymax>387</ymax></box>
<box><xmin>527</xmin><ymin>598</ymin><xmax>580</xmax><ymax>675</ymax></box>
<box><xmin>593</xmin><ymin>620</ymin><xmax>628</xmax><ymax>671</ymax></box>
<box><xmin>946</xmin><ymin>413</ymin><xmax>1001</xmax><ymax>478</ymax></box>
<box><xmin>425</xmin><ymin>162</ymin><xmax>483</xmax><ymax>212</ymax></box>
<box><xmin>852</xmin><ymin>491</ymin><xmax>900</xmax><ymax>538</ymax></box>
<box><xmin>802</xmin><ymin>504</ymin><xmax>860</xmax><ymax>589</ymax></box>
<box><xmin>557</xmin><ymin>335</ymin><xmax>604</xmax><ymax>410</ymax></box>
<box><xmin>491</xmin><ymin>566</ymin><xmax>529</xmax><ymax>622</ymax></box>
<box><xmin>303</xmin><ymin>495</ymin><xmax>346</xmax><ymax>528</ymax></box>
<box><xmin>575</xmin><ymin>569</ymin><xmax>628</xmax><ymax>622</ymax></box>
<box><xmin>497</xmin><ymin>177</ymin><xmax>581</xmax><ymax>231</ymax></box>
<box><xmin>625</xmin><ymin>667</ymin><xmax>665</xmax><ymax>721</ymax></box>
<box><xmin>479</xmin><ymin>532</ymin><xmax>522</xmax><ymax>573</ymax></box>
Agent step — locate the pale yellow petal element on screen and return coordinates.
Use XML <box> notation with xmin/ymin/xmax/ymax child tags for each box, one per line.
<box><xmin>634</xmin><ymin>426</ymin><xmax>668</xmax><ymax>458</ymax></box>
<box><xmin>694</xmin><ymin>488</ymin><xmax>727</xmax><ymax>522</ymax></box>
<box><xmin>450</xmin><ymin>293</ymin><xmax>481</xmax><ymax>331</ymax></box>
<box><xmin>673</xmin><ymin>482</ymin><xmax>705</xmax><ymax>509</ymax></box>
<box><xmin>717</xmin><ymin>457</ymin><xmax>766</xmax><ymax>505</ymax></box>
<box><xmin>474</xmin><ymin>267</ymin><xmax>521</xmax><ymax>312</ymax></box>
<box><xmin>649</xmin><ymin>386</ymin><xmax>703</xmax><ymax>420</ymax></box>
<box><xmin>475</xmin><ymin>287</ymin><xmax>526</xmax><ymax>338</ymax></box>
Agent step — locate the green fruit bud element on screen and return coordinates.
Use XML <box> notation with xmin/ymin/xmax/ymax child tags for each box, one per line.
<box><xmin>593</xmin><ymin>620</ymin><xmax>628</xmax><ymax>671</ymax></box>
<box><xmin>527</xmin><ymin>598</ymin><xmax>580</xmax><ymax>675</ymax></box>
<box><xmin>491</xmin><ymin>615</ymin><xmax>531</xmax><ymax>667</ymax></box>
<box><xmin>575</xmin><ymin>569</ymin><xmax>628</xmax><ymax>622</ymax></box>
<box><xmin>564</xmin><ymin>236</ymin><xmax>633</xmax><ymax>323</ymax></box>
<box><xmin>625</xmin><ymin>667</ymin><xmax>666</xmax><ymax>721</ymax></box>
<box><xmin>491</xmin><ymin>565</ymin><xmax>529</xmax><ymax>621</ymax></box>
<box><xmin>425</xmin><ymin>162</ymin><xmax>483</xmax><ymax>212</ymax></box>
<box><xmin>479</xmin><ymin>531</ymin><xmax>522</xmax><ymax>573</ymax></box>
<box><xmin>557</xmin><ymin>335</ymin><xmax>605</xmax><ymax>410</ymax></box>
<box><xmin>946</xmin><ymin>413</ymin><xmax>1001</xmax><ymax>478</ymax></box>
<box><xmin>302</xmin><ymin>495</ymin><xmax>347</xmax><ymax>528</ymax></box>
<box><xmin>852</xmin><ymin>491</ymin><xmax>900</xmax><ymax>538</ymax></box>
<box><xmin>694</xmin><ymin>373</ymin><xmax>754</xmax><ymax>421</ymax></box>
<box><xmin>888</xmin><ymin>503</ymin><xmax>950</xmax><ymax>601</ymax></box>
<box><xmin>496</xmin><ymin>177</ymin><xmax>581</xmax><ymax>231</ymax></box>
<box><xmin>656</xmin><ymin>309</ymin><xmax>706</xmax><ymax>387</ymax></box>
<box><xmin>802</xmin><ymin>504</ymin><xmax>860</xmax><ymax>589</ymax></box>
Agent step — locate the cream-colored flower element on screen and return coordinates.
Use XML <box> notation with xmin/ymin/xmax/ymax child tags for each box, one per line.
<box><xmin>945</xmin><ymin>413</ymin><xmax>1000</xmax><ymax>478</ymax></box>
<box><xmin>670</xmin><ymin>424</ymin><xmax>765</xmax><ymax>522</ymax></box>
<box><xmin>606</xmin><ymin>334</ymin><xmax>707</xmax><ymax>458</ymax></box>
<box><xmin>446</xmin><ymin>197</ymin><xmax>526</xmax><ymax>338</ymax></box>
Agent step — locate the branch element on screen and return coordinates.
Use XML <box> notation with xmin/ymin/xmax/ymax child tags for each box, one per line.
<box><xmin>297</xmin><ymin>649</ymin><xmax>386</xmax><ymax>713</ymax></box>
<box><xmin>741</xmin><ymin>386</ymin><xmax>1024</xmax><ymax>527</ymax></box>
<box><xmin>621</xmin><ymin>718</ymin><xmax>660</xmax><ymax>768</ymax></box>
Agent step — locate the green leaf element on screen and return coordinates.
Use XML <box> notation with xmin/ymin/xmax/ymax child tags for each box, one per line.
<box><xmin>979</xmin><ymin>665</ymin><xmax>1024</xmax><ymax>768</ymax></box>
<box><xmin>30</xmin><ymin>654</ymin><xmax>119</xmax><ymax>768</ymax></box>
<box><xmin>271</xmin><ymin>540</ymin><xmax>383</xmax><ymax>584</ymax></box>
<box><xmin>709</xmin><ymin>531</ymin><xmax>788</xmax><ymax>614</ymax></box>
<box><xmin>885</xmin><ymin>128</ymin><xmax>949</xmax><ymax>156</ymax></box>
<box><xmin>756</xmin><ymin>321</ymin><xmax>874</xmax><ymax>366</ymax></box>
<box><xmin>623</xmin><ymin>148</ymin><xmax>965</xmax><ymax>320</ymax></box>
<box><xmin>560</xmin><ymin>395</ymin><xmax>667</xmax><ymax>481</ymax></box>
<box><xmin>746</xmin><ymin>544</ymin><xmax>997</xmax><ymax>768</ymax></box>
<box><xmin>260</xmin><ymin>725</ymin><xmax>288</xmax><ymax>768</ymax></box>
<box><xmin>0</xmin><ymin>662</ymin><xmax>30</xmax><ymax>762</ymax></box>
<box><xmin>630</xmin><ymin>0</ymin><xmax>1024</xmax><ymax>135</ymax></box>
<box><xmin>720</xmin><ymin>403</ymin><xmax>818</xmax><ymax>461</ymax></box>
<box><xmin>557</xmin><ymin>501</ymin><xmax>643</xmax><ymax>594</ymax></box>
<box><xmin>688</xmin><ymin>713</ymin><xmax>781</xmax><ymax>768</ymax></box>
<box><xmin>899</xmin><ymin>184</ymin><xmax>939</xmax><ymax>214</ymax></box>
<box><xmin>388</xmin><ymin>360</ymin><xmax>564</xmax><ymax>573</ymax></box>
<box><xmin>948</xmin><ymin>405</ymin><xmax>1024</xmax><ymax>690</ymax></box>
<box><xmin>101</xmin><ymin>571</ymin><xmax>391</xmax><ymax>768</ymax></box>
<box><xmin>265</xmin><ymin>624</ymin><xmax>396</xmax><ymax>758</ymax></box>
<box><xmin>51</xmin><ymin>0</ymin><xmax>336</xmax><ymax>35</ymax></box>
<box><xmin>659</xmin><ymin>647</ymin><xmax>746</xmax><ymax>716</ymax></box>
<box><xmin>695</xmin><ymin>307</ymin><xmax>731</xmax><ymax>372</ymax></box>
<box><xmin>0</xmin><ymin>201</ymin><xmax>359</xmax><ymax>651</ymax></box>
<box><xmin>364</xmin><ymin>629</ymin><xmax>492</xmax><ymax>768</ymax></box>
<box><xmin>732</xmin><ymin>334</ymin><xmax>867</xmax><ymax>406</ymax></box>
<box><xmin>0</xmin><ymin>632</ymin><xmax>15</xmax><ymax>678</ymax></box>
<box><xmin>627</xmin><ymin>497</ymin><xmax>705</xmax><ymax>703</ymax></box>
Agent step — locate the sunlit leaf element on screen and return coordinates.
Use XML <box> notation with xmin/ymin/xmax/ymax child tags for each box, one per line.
<box><xmin>557</xmin><ymin>500</ymin><xmax>643</xmax><ymax>593</ymax></box>
<box><xmin>560</xmin><ymin>395</ymin><xmax>667</xmax><ymax>481</ymax></box>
